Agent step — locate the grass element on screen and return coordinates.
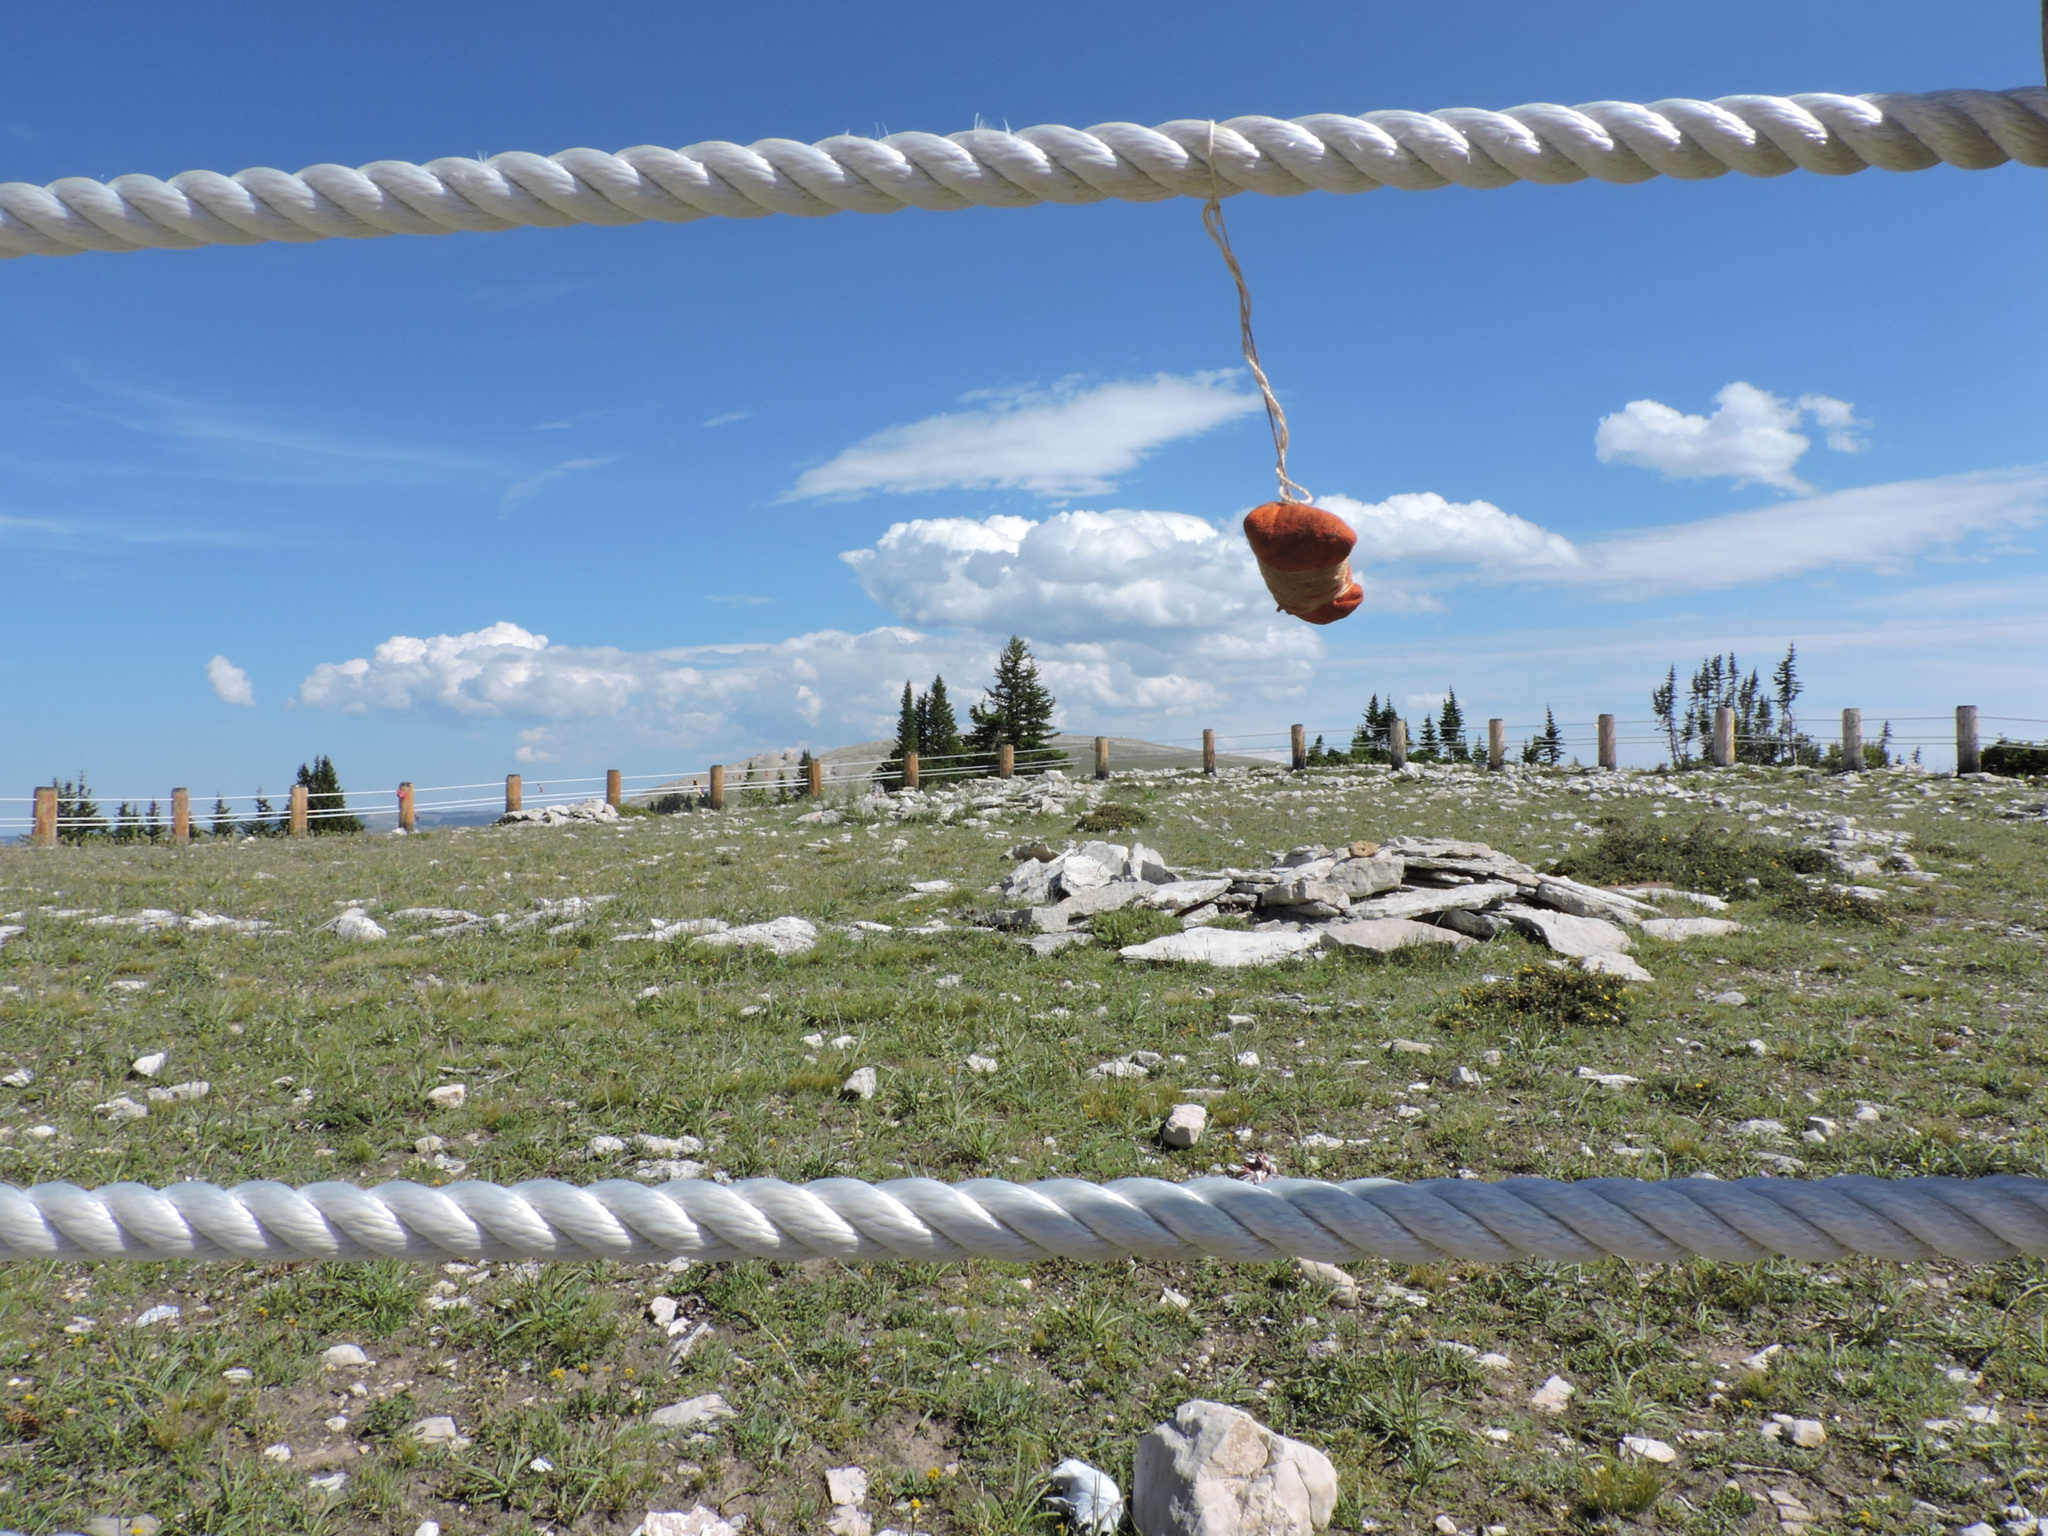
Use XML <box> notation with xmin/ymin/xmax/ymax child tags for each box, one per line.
<box><xmin>1</xmin><ymin>758</ymin><xmax>2045</xmax><ymax>1534</ymax></box>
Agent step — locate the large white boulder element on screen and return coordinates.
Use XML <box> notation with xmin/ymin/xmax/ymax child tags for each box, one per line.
<box><xmin>1133</xmin><ymin>1400</ymin><xmax>1337</xmax><ymax>1536</ymax></box>
<box><xmin>694</xmin><ymin>916</ymin><xmax>818</xmax><ymax>956</ymax></box>
<box><xmin>1318</xmin><ymin>918</ymin><xmax>1471</xmax><ymax>954</ymax></box>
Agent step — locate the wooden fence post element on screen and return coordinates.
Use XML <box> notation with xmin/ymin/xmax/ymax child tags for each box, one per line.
<box><xmin>288</xmin><ymin>784</ymin><xmax>309</xmax><ymax>837</ymax></box>
<box><xmin>1202</xmin><ymin>729</ymin><xmax>1216</xmax><ymax>776</ymax></box>
<box><xmin>1597</xmin><ymin>715</ymin><xmax>1617</xmax><ymax>770</ymax></box>
<box><xmin>1841</xmin><ymin>708</ymin><xmax>1864</xmax><ymax>773</ymax></box>
<box><xmin>1094</xmin><ymin>737</ymin><xmax>1110</xmax><ymax>780</ymax></box>
<box><xmin>708</xmin><ymin>765</ymin><xmax>725</xmax><ymax>811</ymax></box>
<box><xmin>998</xmin><ymin>744</ymin><xmax>1014</xmax><ymax>779</ymax></box>
<box><xmin>605</xmin><ymin>769</ymin><xmax>622</xmax><ymax>809</ymax></box>
<box><xmin>1712</xmin><ymin>706</ymin><xmax>1735</xmax><ymax>768</ymax></box>
<box><xmin>1389</xmin><ymin>720</ymin><xmax>1408</xmax><ymax>770</ymax></box>
<box><xmin>505</xmin><ymin>774</ymin><xmax>523</xmax><ymax>814</ymax></box>
<box><xmin>32</xmin><ymin>786</ymin><xmax>56</xmax><ymax>846</ymax></box>
<box><xmin>170</xmin><ymin>788</ymin><xmax>191</xmax><ymax>845</ymax></box>
<box><xmin>1289</xmin><ymin>724</ymin><xmax>1306</xmax><ymax>771</ymax></box>
<box><xmin>807</xmin><ymin>758</ymin><xmax>823</xmax><ymax>799</ymax></box>
<box><xmin>1957</xmin><ymin>705</ymin><xmax>1981</xmax><ymax>775</ymax></box>
<box><xmin>1487</xmin><ymin>718</ymin><xmax>1505</xmax><ymax>771</ymax></box>
<box><xmin>397</xmin><ymin>782</ymin><xmax>416</xmax><ymax>833</ymax></box>
<box><xmin>904</xmin><ymin>751</ymin><xmax>920</xmax><ymax>791</ymax></box>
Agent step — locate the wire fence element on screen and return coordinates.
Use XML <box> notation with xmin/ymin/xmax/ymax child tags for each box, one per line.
<box><xmin>6</xmin><ymin>707</ymin><xmax>2043</xmax><ymax>839</ymax></box>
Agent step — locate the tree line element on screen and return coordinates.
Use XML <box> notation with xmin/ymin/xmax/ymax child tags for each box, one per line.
<box><xmin>46</xmin><ymin>756</ymin><xmax>360</xmax><ymax>845</ymax></box>
<box><xmin>882</xmin><ymin>635</ymin><xmax>1062</xmax><ymax>788</ymax></box>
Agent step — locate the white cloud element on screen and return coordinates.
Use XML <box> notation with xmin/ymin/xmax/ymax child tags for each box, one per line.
<box><xmin>1321</xmin><ymin>492</ymin><xmax>1581</xmax><ymax>571</ymax></box>
<box><xmin>784</xmin><ymin>373</ymin><xmax>1261</xmax><ymax>501</ymax></box>
<box><xmin>207</xmin><ymin>655</ymin><xmax>254</xmax><ymax>707</ymax></box>
<box><xmin>1594</xmin><ymin>382</ymin><xmax>1864</xmax><ymax>492</ymax></box>
<box><xmin>703</xmin><ymin>412</ymin><xmax>751</xmax><ymax>428</ymax></box>
<box><xmin>1568</xmin><ymin>467</ymin><xmax>2047</xmax><ymax>594</ymax></box>
<box><xmin>514</xmin><ymin>727</ymin><xmax>558</xmax><ymax>763</ymax></box>
<box><xmin>501</xmin><ymin>456</ymin><xmax>617</xmax><ymax>510</ymax></box>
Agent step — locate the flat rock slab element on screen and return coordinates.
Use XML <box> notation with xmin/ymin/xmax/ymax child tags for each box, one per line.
<box><xmin>1348</xmin><ymin>881</ymin><xmax>1520</xmax><ymax>921</ymax></box>
<box><xmin>1141</xmin><ymin>879</ymin><xmax>1234</xmax><ymax>914</ymax></box>
<box><xmin>1529</xmin><ymin>875</ymin><xmax>1658</xmax><ymax>926</ymax></box>
<box><xmin>1034</xmin><ymin>882</ymin><xmax>1147</xmax><ymax>932</ymax></box>
<box><xmin>1639</xmin><ymin>916</ymin><xmax>1745</xmax><ymax>941</ymax></box>
<box><xmin>1498</xmin><ymin>905</ymin><xmax>1633</xmax><ymax>957</ymax></box>
<box><xmin>1582</xmin><ymin>951</ymin><xmax>1655</xmax><ymax>983</ymax></box>
<box><xmin>694</xmin><ymin>916</ymin><xmax>818</xmax><ymax>956</ymax></box>
<box><xmin>1318</xmin><ymin>919</ymin><xmax>1473</xmax><ymax>954</ymax></box>
<box><xmin>1120</xmin><ymin>929</ymin><xmax>1319</xmax><ymax>968</ymax></box>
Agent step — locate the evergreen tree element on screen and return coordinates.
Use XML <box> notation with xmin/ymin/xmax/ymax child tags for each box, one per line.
<box><xmin>916</xmin><ymin>676</ymin><xmax>965</xmax><ymax>778</ymax></box>
<box><xmin>145</xmin><ymin>800</ymin><xmax>163</xmax><ymax>843</ymax></box>
<box><xmin>1771</xmin><ymin>642</ymin><xmax>1803</xmax><ymax>759</ymax></box>
<box><xmin>882</xmin><ymin>681</ymin><xmax>920</xmax><ymax>789</ymax></box>
<box><xmin>1348</xmin><ymin>694</ymin><xmax>1402</xmax><ymax>762</ymax></box>
<box><xmin>295</xmin><ymin>756</ymin><xmax>363</xmax><ymax>835</ymax></box>
<box><xmin>967</xmin><ymin>637</ymin><xmax>1060</xmax><ymax>772</ymax></box>
<box><xmin>54</xmin><ymin>773</ymin><xmax>106</xmax><ymax>844</ymax></box>
<box><xmin>1437</xmin><ymin>690</ymin><xmax>1467</xmax><ymax>762</ymax></box>
<box><xmin>210</xmin><ymin>795</ymin><xmax>234</xmax><ymax>839</ymax></box>
<box><xmin>1416</xmin><ymin>715</ymin><xmax>1441</xmax><ymax>761</ymax></box>
<box><xmin>1651</xmin><ymin>666</ymin><xmax>1681</xmax><ymax>768</ymax></box>
<box><xmin>242</xmin><ymin>792</ymin><xmax>277</xmax><ymax>838</ymax></box>
<box><xmin>114</xmin><ymin>802</ymin><xmax>141</xmax><ymax>843</ymax></box>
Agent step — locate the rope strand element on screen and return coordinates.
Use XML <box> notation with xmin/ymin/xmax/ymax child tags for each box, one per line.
<box><xmin>1203</xmin><ymin>122</ymin><xmax>1310</xmax><ymax>505</ymax></box>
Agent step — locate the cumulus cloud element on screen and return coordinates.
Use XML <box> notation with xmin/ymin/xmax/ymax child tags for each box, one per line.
<box><xmin>1594</xmin><ymin>382</ymin><xmax>1864</xmax><ymax>492</ymax></box>
<box><xmin>1321</xmin><ymin>492</ymin><xmax>1581</xmax><ymax>571</ymax></box>
<box><xmin>206</xmin><ymin>655</ymin><xmax>254</xmax><ymax>707</ymax></box>
<box><xmin>784</xmin><ymin>373</ymin><xmax>1261</xmax><ymax>501</ymax></box>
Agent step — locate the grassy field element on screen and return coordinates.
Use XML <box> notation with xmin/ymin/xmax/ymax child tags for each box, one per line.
<box><xmin>1</xmin><ymin>760</ymin><xmax>2045</xmax><ymax>1536</ymax></box>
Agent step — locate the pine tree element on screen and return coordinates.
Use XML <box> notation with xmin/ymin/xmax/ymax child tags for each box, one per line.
<box><xmin>145</xmin><ymin>800</ymin><xmax>163</xmax><ymax>843</ymax></box>
<box><xmin>295</xmin><ymin>755</ymin><xmax>364</xmax><ymax>835</ymax></box>
<box><xmin>211</xmin><ymin>795</ymin><xmax>234</xmax><ymax>838</ymax></box>
<box><xmin>967</xmin><ymin>637</ymin><xmax>1060</xmax><ymax>772</ymax></box>
<box><xmin>1650</xmin><ymin>667</ymin><xmax>1676</xmax><ymax>766</ymax></box>
<box><xmin>114</xmin><ymin>802</ymin><xmax>141</xmax><ymax>843</ymax></box>
<box><xmin>882</xmin><ymin>681</ymin><xmax>920</xmax><ymax>788</ymax></box>
<box><xmin>917</xmin><ymin>676</ymin><xmax>965</xmax><ymax>779</ymax></box>
<box><xmin>55</xmin><ymin>773</ymin><xmax>106</xmax><ymax>844</ymax></box>
<box><xmin>1437</xmin><ymin>690</ymin><xmax>1467</xmax><ymax>762</ymax></box>
<box><xmin>1348</xmin><ymin>694</ymin><xmax>1401</xmax><ymax>761</ymax></box>
<box><xmin>243</xmin><ymin>792</ymin><xmax>277</xmax><ymax>838</ymax></box>
<box><xmin>1772</xmin><ymin>642</ymin><xmax>1802</xmax><ymax>760</ymax></box>
<box><xmin>1538</xmin><ymin>707</ymin><xmax>1565</xmax><ymax>766</ymax></box>
<box><xmin>1417</xmin><ymin>715</ymin><xmax>1441</xmax><ymax>761</ymax></box>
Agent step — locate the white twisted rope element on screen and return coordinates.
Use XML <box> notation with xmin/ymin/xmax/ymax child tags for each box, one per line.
<box><xmin>7</xmin><ymin>1174</ymin><xmax>2047</xmax><ymax>1265</ymax></box>
<box><xmin>4</xmin><ymin>89</ymin><xmax>2043</xmax><ymax>262</ymax></box>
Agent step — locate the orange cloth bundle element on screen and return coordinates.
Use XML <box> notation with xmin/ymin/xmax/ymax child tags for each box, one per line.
<box><xmin>1243</xmin><ymin>501</ymin><xmax>1364</xmax><ymax>625</ymax></box>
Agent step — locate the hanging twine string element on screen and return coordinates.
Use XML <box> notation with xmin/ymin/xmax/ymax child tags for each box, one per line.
<box><xmin>1204</xmin><ymin>122</ymin><xmax>1311</xmax><ymax>506</ymax></box>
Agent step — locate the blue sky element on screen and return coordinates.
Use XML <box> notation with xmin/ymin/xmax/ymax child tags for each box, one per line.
<box><xmin>2</xmin><ymin>1</ymin><xmax>2043</xmax><ymax>813</ymax></box>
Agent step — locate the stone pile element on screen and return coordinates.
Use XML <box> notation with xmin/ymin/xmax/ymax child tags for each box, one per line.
<box><xmin>986</xmin><ymin>835</ymin><xmax>1743</xmax><ymax>975</ymax></box>
<box><xmin>496</xmin><ymin>797</ymin><xmax>620</xmax><ymax>827</ymax></box>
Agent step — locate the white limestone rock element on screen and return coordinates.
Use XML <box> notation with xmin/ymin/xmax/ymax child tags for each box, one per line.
<box><xmin>1120</xmin><ymin>929</ymin><xmax>1320</xmax><ymax>968</ymax></box>
<box><xmin>1141</xmin><ymin>879</ymin><xmax>1234</xmax><ymax>914</ymax></box>
<box><xmin>650</xmin><ymin>1394</ymin><xmax>735</xmax><ymax>1431</ymax></box>
<box><xmin>695</xmin><ymin>916</ymin><xmax>818</xmax><ymax>956</ymax></box>
<box><xmin>1497</xmin><ymin>905</ymin><xmax>1632</xmax><ymax>958</ymax></box>
<box><xmin>1639</xmin><ymin>916</ymin><xmax>1745</xmax><ymax>941</ymax></box>
<box><xmin>1133</xmin><ymin>1399</ymin><xmax>1337</xmax><ymax>1536</ymax></box>
<box><xmin>1161</xmin><ymin>1103</ymin><xmax>1209</xmax><ymax>1148</ymax></box>
<box><xmin>1048</xmin><ymin>1458</ymin><xmax>1125</xmax><ymax>1536</ymax></box>
<box><xmin>841</xmin><ymin>1067</ymin><xmax>879</xmax><ymax>1101</ymax></box>
<box><xmin>1318</xmin><ymin>918</ymin><xmax>1471</xmax><ymax>954</ymax></box>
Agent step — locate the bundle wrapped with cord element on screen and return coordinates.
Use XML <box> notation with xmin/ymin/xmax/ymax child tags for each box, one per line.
<box><xmin>1201</xmin><ymin>124</ymin><xmax>1364</xmax><ymax>628</ymax></box>
<box><xmin>1244</xmin><ymin>500</ymin><xmax>1364</xmax><ymax>624</ymax></box>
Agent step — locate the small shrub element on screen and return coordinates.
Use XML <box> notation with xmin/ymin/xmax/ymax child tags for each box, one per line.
<box><xmin>1443</xmin><ymin>964</ymin><xmax>1632</xmax><ymax>1033</ymax></box>
<box><xmin>1074</xmin><ymin>802</ymin><xmax>1148</xmax><ymax>833</ymax></box>
<box><xmin>1580</xmin><ymin>1457</ymin><xmax>1663</xmax><ymax>1518</ymax></box>
<box><xmin>1090</xmin><ymin>906</ymin><xmax>1181</xmax><ymax>949</ymax></box>
<box><xmin>1776</xmin><ymin>884</ymin><xmax>1896</xmax><ymax>926</ymax></box>
<box><xmin>1556</xmin><ymin>819</ymin><xmax>1825</xmax><ymax>895</ymax></box>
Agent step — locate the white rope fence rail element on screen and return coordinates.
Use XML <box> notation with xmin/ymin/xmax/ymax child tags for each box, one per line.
<box><xmin>7</xmin><ymin>1174</ymin><xmax>2048</xmax><ymax>1266</ymax></box>
<box><xmin>3</xmin><ymin>88</ymin><xmax>2043</xmax><ymax>262</ymax></box>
